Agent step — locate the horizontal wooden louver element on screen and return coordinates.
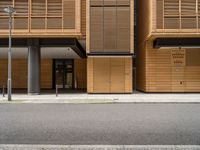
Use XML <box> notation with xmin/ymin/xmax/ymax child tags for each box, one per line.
<box><xmin>104</xmin><ymin>0</ymin><xmax>117</xmax><ymax>5</ymax></box>
<box><xmin>32</xmin><ymin>0</ymin><xmax>46</xmax><ymax>16</ymax></box>
<box><xmin>156</xmin><ymin>0</ymin><xmax>163</xmax><ymax>29</ymax></box>
<box><xmin>117</xmin><ymin>0</ymin><xmax>130</xmax><ymax>5</ymax></box>
<box><xmin>90</xmin><ymin>0</ymin><xmax>103</xmax><ymax>5</ymax></box>
<box><xmin>14</xmin><ymin>0</ymin><xmax>28</xmax><ymax>16</ymax></box>
<box><xmin>47</xmin><ymin>0</ymin><xmax>62</xmax><ymax>16</ymax></box>
<box><xmin>164</xmin><ymin>0</ymin><xmax>179</xmax><ymax>16</ymax></box>
<box><xmin>63</xmin><ymin>0</ymin><xmax>75</xmax><ymax>29</ymax></box>
<box><xmin>181</xmin><ymin>0</ymin><xmax>196</xmax><ymax>16</ymax></box>
<box><xmin>0</xmin><ymin>0</ymin><xmax>12</xmax><ymax>15</ymax></box>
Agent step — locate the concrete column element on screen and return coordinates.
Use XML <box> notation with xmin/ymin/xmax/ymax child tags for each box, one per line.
<box><xmin>27</xmin><ymin>39</ymin><xmax>41</xmax><ymax>95</ymax></box>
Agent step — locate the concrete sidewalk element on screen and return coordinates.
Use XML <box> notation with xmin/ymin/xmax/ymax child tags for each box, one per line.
<box><xmin>0</xmin><ymin>92</ymin><xmax>199</xmax><ymax>103</ymax></box>
<box><xmin>0</xmin><ymin>145</ymin><xmax>200</xmax><ymax>150</ymax></box>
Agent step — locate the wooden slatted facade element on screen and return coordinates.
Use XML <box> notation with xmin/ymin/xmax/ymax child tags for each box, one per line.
<box><xmin>0</xmin><ymin>0</ymin><xmax>85</xmax><ymax>38</ymax></box>
<box><xmin>138</xmin><ymin>0</ymin><xmax>200</xmax><ymax>92</ymax></box>
<box><xmin>86</xmin><ymin>0</ymin><xmax>134</xmax><ymax>93</ymax></box>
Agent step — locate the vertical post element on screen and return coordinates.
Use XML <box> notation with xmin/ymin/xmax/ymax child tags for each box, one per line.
<box><xmin>56</xmin><ymin>85</ymin><xmax>58</xmax><ymax>97</ymax></box>
<box><xmin>28</xmin><ymin>39</ymin><xmax>41</xmax><ymax>95</ymax></box>
<box><xmin>7</xmin><ymin>13</ymin><xmax>12</xmax><ymax>101</ymax></box>
<box><xmin>3</xmin><ymin>85</ymin><xmax>5</xmax><ymax>97</ymax></box>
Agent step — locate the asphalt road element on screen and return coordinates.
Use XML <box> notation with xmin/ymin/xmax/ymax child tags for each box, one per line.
<box><xmin>0</xmin><ymin>104</ymin><xmax>200</xmax><ymax>145</ymax></box>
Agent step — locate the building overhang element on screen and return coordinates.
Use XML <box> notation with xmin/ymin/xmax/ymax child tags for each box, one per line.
<box><xmin>154</xmin><ymin>38</ymin><xmax>200</xmax><ymax>49</ymax></box>
<box><xmin>0</xmin><ymin>38</ymin><xmax>86</xmax><ymax>58</ymax></box>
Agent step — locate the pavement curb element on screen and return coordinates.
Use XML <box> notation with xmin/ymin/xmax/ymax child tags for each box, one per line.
<box><xmin>0</xmin><ymin>145</ymin><xmax>200</xmax><ymax>150</ymax></box>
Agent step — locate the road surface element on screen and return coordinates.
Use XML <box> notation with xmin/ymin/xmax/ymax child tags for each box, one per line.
<box><xmin>0</xmin><ymin>103</ymin><xmax>200</xmax><ymax>145</ymax></box>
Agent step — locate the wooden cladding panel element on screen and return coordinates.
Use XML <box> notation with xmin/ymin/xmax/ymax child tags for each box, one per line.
<box><xmin>31</xmin><ymin>0</ymin><xmax>46</xmax><ymax>16</ymax></box>
<box><xmin>0</xmin><ymin>59</ymin><xmax>52</xmax><ymax>89</ymax></box>
<box><xmin>31</xmin><ymin>17</ymin><xmax>45</xmax><ymax>29</ymax></box>
<box><xmin>0</xmin><ymin>0</ymin><xmax>82</xmax><ymax>36</ymax></box>
<box><xmin>47</xmin><ymin>17</ymin><xmax>62</xmax><ymax>29</ymax></box>
<box><xmin>74</xmin><ymin>59</ymin><xmax>87</xmax><ymax>89</ymax></box>
<box><xmin>87</xmin><ymin>57</ymin><xmax>132</xmax><ymax>93</ymax></box>
<box><xmin>0</xmin><ymin>59</ymin><xmax>27</xmax><ymax>89</ymax></box>
<box><xmin>90</xmin><ymin>7</ymin><xmax>104</xmax><ymax>51</ymax></box>
<box><xmin>41</xmin><ymin>59</ymin><xmax>53</xmax><ymax>89</ymax></box>
<box><xmin>93</xmin><ymin>58</ymin><xmax>110</xmax><ymax>93</ymax></box>
<box><xmin>0</xmin><ymin>0</ymin><xmax>12</xmax><ymax>15</ymax></box>
<box><xmin>104</xmin><ymin>7</ymin><xmax>117</xmax><ymax>51</ymax></box>
<box><xmin>156</xmin><ymin>0</ymin><xmax>163</xmax><ymax>29</ymax></box>
<box><xmin>14</xmin><ymin>0</ymin><xmax>29</xmax><ymax>16</ymax></box>
<box><xmin>186</xmin><ymin>49</ymin><xmax>200</xmax><ymax>66</ymax></box>
<box><xmin>63</xmin><ymin>0</ymin><xmax>75</xmax><ymax>29</ymax></box>
<box><xmin>110</xmin><ymin>58</ymin><xmax>125</xmax><ymax>92</ymax></box>
<box><xmin>181</xmin><ymin>0</ymin><xmax>196</xmax><ymax>15</ymax></box>
<box><xmin>117</xmin><ymin>7</ymin><xmax>130</xmax><ymax>51</ymax></box>
<box><xmin>47</xmin><ymin>0</ymin><xmax>62</xmax><ymax>16</ymax></box>
<box><xmin>140</xmin><ymin>40</ymin><xmax>200</xmax><ymax>92</ymax></box>
<box><xmin>0</xmin><ymin>18</ymin><xmax>9</xmax><ymax>29</ymax></box>
<box><xmin>14</xmin><ymin>17</ymin><xmax>28</xmax><ymax>29</ymax></box>
<box><xmin>89</xmin><ymin>0</ymin><xmax>132</xmax><ymax>53</ymax></box>
<box><xmin>81</xmin><ymin>0</ymin><xmax>86</xmax><ymax>36</ymax></box>
<box><xmin>155</xmin><ymin>0</ymin><xmax>200</xmax><ymax>30</ymax></box>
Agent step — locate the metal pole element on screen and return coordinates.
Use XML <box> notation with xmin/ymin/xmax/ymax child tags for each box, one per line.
<box><xmin>7</xmin><ymin>13</ymin><xmax>12</xmax><ymax>101</ymax></box>
<box><xmin>56</xmin><ymin>85</ymin><xmax>58</xmax><ymax>97</ymax></box>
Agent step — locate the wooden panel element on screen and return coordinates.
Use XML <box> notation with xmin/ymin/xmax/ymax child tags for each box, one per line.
<box><xmin>47</xmin><ymin>0</ymin><xmax>62</xmax><ymax>16</ymax></box>
<box><xmin>74</xmin><ymin>59</ymin><xmax>87</xmax><ymax>89</ymax></box>
<box><xmin>14</xmin><ymin>17</ymin><xmax>28</xmax><ymax>29</ymax></box>
<box><xmin>63</xmin><ymin>0</ymin><xmax>75</xmax><ymax>29</ymax></box>
<box><xmin>104</xmin><ymin>7</ymin><xmax>117</xmax><ymax>51</ymax></box>
<box><xmin>156</xmin><ymin>0</ymin><xmax>163</xmax><ymax>29</ymax></box>
<box><xmin>0</xmin><ymin>59</ymin><xmax>27</xmax><ymax>89</ymax></box>
<box><xmin>117</xmin><ymin>0</ymin><xmax>130</xmax><ymax>5</ymax></box>
<box><xmin>90</xmin><ymin>7</ymin><xmax>104</xmax><ymax>51</ymax></box>
<box><xmin>90</xmin><ymin>0</ymin><xmax>103</xmax><ymax>5</ymax></box>
<box><xmin>0</xmin><ymin>18</ymin><xmax>9</xmax><ymax>29</ymax></box>
<box><xmin>116</xmin><ymin>7</ymin><xmax>130</xmax><ymax>51</ymax></box>
<box><xmin>93</xmin><ymin>58</ymin><xmax>110</xmax><ymax>93</ymax></box>
<box><xmin>181</xmin><ymin>0</ymin><xmax>196</xmax><ymax>16</ymax></box>
<box><xmin>88</xmin><ymin>0</ymin><xmax>133</xmax><ymax>53</ymax></box>
<box><xmin>81</xmin><ymin>0</ymin><xmax>86</xmax><ymax>36</ymax></box>
<box><xmin>87</xmin><ymin>58</ymin><xmax>94</xmax><ymax>93</ymax></box>
<box><xmin>87</xmin><ymin>57</ymin><xmax>132</xmax><ymax>93</ymax></box>
<box><xmin>110</xmin><ymin>58</ymin><xmax>125</xmax><ymax>93</ymax></box>
<box><xmin>186</xmin><ymin>49</ymin><xmax>200</xmax><ymax>66</ymax></box>
<box><xmin>12</xmin><ymin>59</ymin><xmax>28</xmax><ymax>88</ymax></box>
<box><xmin>181</xmin><ymin>17</ymin><xmax>196</xmax><ymax>29</ymax></box>
<box><xmin>31</xmin><ymin>0</ymin><xmax>46</xmax><ymax>16</ymax></box>
<box><xmin>41</xmin><ymin>59</ymin><xmax>53</xmax><ymax>89</ymax></box>
<box><xmin>31</xmin><ymin>17</ymin><xmax>45</xmax><ymax>29</ymax></box>
<box><xmin>47</xmin><ymin>17</ymin><xmax>62</xmax><ymax>29</ymax></box>
<box><xmin>14</xmin><ymin>0</ymin><xmax>29</xmax><ymax>16</ymax></box>
<box><xmin>172</xmin><ymin>67</ymin><xmax>185</xmax><ymax>92</ymax></box>
<box><xmin>125</xmin><ymin>58</ymin><xmax>133</xmax><ymax>93</ymax></box>
<box><xmin>0</xmin><ymin>0</ymin><xmax>82</xmax><ymax>37</ymax></box>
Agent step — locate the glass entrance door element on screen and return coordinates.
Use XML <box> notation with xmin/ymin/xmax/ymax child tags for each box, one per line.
<box><xmin>55</xmin><ymin>59</ymin><xmax>74</xmax><ymax>89</ymax></box>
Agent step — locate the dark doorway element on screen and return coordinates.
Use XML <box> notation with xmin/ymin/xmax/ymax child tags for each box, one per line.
<box><xmin>53</xmin><ymin>59</ymin><xmax>74</xmax><ymax>89</ymax></box>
